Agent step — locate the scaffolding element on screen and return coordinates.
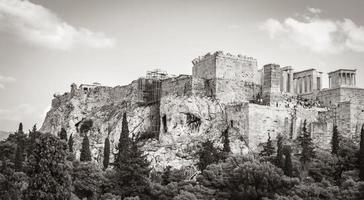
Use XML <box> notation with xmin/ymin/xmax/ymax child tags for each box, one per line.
<box><xmin>136</xmin><ymin>69</ymin><xmax>168</xmax><ymax>137</ymax></box>
<box><xmin>145</xmin><ymin>69</ymin><xmax>168</xmax><ymax>80</ymax></box>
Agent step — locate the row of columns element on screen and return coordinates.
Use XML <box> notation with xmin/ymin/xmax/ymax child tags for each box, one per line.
<box><xmin>329</xmin><ymin>72</ymin><xmax>356</xmax><ymax>88</ymax></box>
<box><xmin>280</xmin><ymin>70</ymin><xmax>294</xmax><ymax>93</ymax></box>
<box><xmin>293</xmin><ymin>75</ymin><xmax>320</xmax><ymax>94</ymax></box>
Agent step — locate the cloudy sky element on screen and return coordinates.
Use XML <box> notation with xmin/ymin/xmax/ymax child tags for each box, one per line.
<box><xmin>0</xmin><ymin>0</ymin><xmax>364</xmax><ymax>131</ymax></box>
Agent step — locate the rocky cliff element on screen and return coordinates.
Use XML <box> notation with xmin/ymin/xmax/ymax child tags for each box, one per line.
<box><xmin>40</xmin><ymin>82</ymin><xmax>243</xmax><ymax>172</ymax></box>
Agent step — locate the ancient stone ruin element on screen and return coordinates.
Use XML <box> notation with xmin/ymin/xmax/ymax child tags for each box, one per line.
<box><xmin>40</xmin><ymin>51</ymin><xmax>364</xmax><ymax>171</ymax></box>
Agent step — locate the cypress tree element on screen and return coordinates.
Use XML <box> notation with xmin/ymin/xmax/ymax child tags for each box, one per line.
<box><xmin>115</xmin><ymin>113</ymin><xmax>130</xmax><ymax>164</ymax></box>
<box><xmin>161</xmin><ymin>166</ymin><xmax>172</xmax><ymax>185</ymax></box>
<box><xmin>14</xmin><ymin>122</ymin><xmax>25</xmax><ymax>171</ymax></box>
<box><xmin>80</xmin><ymin>134</ymin><xmax>92</xmax><ymax>162</ymax></box>
<box><xmin>103</xmin><ymin>136</ymin><xmax>110</xmax><ymax>170</ymax></box>
<box><xmin>114</xmin><ymin>113</ymin><xmax>151</xmax><ymax>198</ymax></box>
<box><xmin>331</xmin><ymin>125</ymin><xmax>340</xmax><ymax>155</ymax></box>
<box><xmin>116</xmin><ymin>139</ymin><xmax>151</xmax><ymax>198</ymax></box>
<box><xmin>298</xmin><ymin>120</ymin><xmax>315</xmax><ymax>165</ymax></box>
<box><xmin>222</xmin><ymin>127</ymin><xmax>231</xmax><ymax>153</ymax></box>
<box><xmin>68</xmin><ymin>134</ymin><xmax>74</xmax><ymax>152</ymax></box>
<box><xmin>14</xmin><ymin>144</ymin><xmax>23</xmax><ymax>171</ymax></box>
<box><xmin>197</xmin><ymin>140</ymin><xmax>221</xmax><ymax>171</ymax></box>
<box><xmin>260</xmin><ymin>132</ymin><xmax>275</xmax><ymax>157</ymax></box>
<box><xmin>284</xmin><ymin>146</ymin><xmax>293</xmax><ymax>177</ymax></box>
<box><xmin>276</xmin><ymin>134</ymin><xmax>285</xmax><ymax>168</ymax></box>
<box><xmin>17</xmin><ymin>123</ymin><xmax>24</xmax><ymax>134</ymax></box>
<box><xmin>359</xmin><ymin>124</ymin><xmax>364</xmax><ymax>181</ymax></box>
<box><xmin>59</xmin><ymin>128</ymin><xmax>68</xmax><ymax>141</ymax></box>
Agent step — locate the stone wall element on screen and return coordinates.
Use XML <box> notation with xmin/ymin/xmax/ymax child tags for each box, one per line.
<box><xmin>192</xmin><ymin>51</ymin><xmax>260</xmax><ymax>103</ymax></box>
<box><xmin>161</xmin><ymin>75</ymin><xmax>192</xmax><ymax>97</ymax></box>
<box><xmin>262</xmin><ymin>64</ymin><xmax>281</xmax><ymax>105</ymax></box>
<box><xmin>317</xmin><ymin>87</ymin><xmax>364</xmax><ymax>106</ymax></box>
<box><xmin>247</xmin><ymin>104</ymin><xmax>326</xmax><ymax>151</ymax></box>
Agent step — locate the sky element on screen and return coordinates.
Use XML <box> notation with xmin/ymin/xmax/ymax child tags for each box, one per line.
<box><xmin>0</xmin><ymin>0</ymin><xmax>364</xmax><ymax>131</ymax></box>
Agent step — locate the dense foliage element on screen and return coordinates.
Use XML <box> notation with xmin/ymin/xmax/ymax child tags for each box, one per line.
<box><xmin>25</xmin><ymin>132</ymin><xmax>72</xmax><ymax>200</ymax></box>
<box><xmin>1</xmin><ymin>120</ymin><xmax>364</xmax><ymax>200</ymax></box>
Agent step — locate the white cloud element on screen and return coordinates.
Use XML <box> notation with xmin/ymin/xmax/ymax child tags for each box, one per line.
<box><xmin>0</xmin><ymin>75</ymin><xmax>15</xmax><ymax>89</ymax></box>
<box><xmin>308</xmin><ymin>7</ymin><xmax>322</xmax><ymax>14</ymax></box>
<box><xmin>260</xmin><ymin>8</ymin><xmax>364</xmax><ymax>54</ymax></box>
<box><xmin>0</xmin><ymin>0</ymin><xmax>115</xmax><ymax>50</ymax></box>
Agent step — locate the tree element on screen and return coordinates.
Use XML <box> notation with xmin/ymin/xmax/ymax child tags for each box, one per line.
<box><xmin>276</xmin><ymin>134</ymin><xmax>285</xmax><ymax>168</ymax></box>
<box><xmin>115</xmin><ymin>113</ymin><xmax>130</xmax><ymax>165</ymax></box>
<box><xmin>114</xmin><ymin>139</ymin><xmax>151</xmax><ymax>198</ymax></box>
<box><xmin>359</xmin><ymin>124</ymin><xmax>364</xmax><ymax>181</ymax></box>
<box><xmin>284</xmin><ymin>146</ymin><xmax>293</xmax><ymax>177</ymax></box>
<box><xmin>80</xmin><ymin>134</ymin><xmax>92</xmax><ymax>162</ymax></box>
<box><xmin>222</xmin><ymin>128</ymin><xmax>230</xmax><ymax>154</ymax></box>
<box><xmin>298</xmin><ymin>120</ymin><xmax>315</xmax><ymax>165</ymax></box>
<box><xmin>196</xmin><ymin>140</ymin><xmax>221</xmax><ymax>171</ymax></box>
<box><xmin>113</xmin><ymin>113</ymin><xmax>151</xmax><ymax>199</ymax></box>
<box><xmin>25</xmin><ymin>133</ymin><xmax>71</xmax><ymax>200</ymax></box>
<box><xmin>103</xmin><ymin>136</ymin><xmax>110</xmax><ymax>170</ymax></box>
<box><xmin>14</xmin><ymin>144</ymin><xmax>23</xmax><ymax>171</ymax></box>
<box><xmin>17</xmin><ymin>123</ymin><xmax>24</xmax><ymax>135</ymax></box>
<box><xmin>14</xmin><ymin>123</ymin><xmax>26</xmax><ymax>172</ymax></box>
<box><xmin>72</xmin><ymin>161</ymin><xmax>104</xmax><ymax>200</ymax></box>
<box><xmin>197</xmin><ymin>156</ymin><xmax>298</xmax><ymax>200</ymax></box>
<box><xmin>59</xmin><ymin>128</ymin><xmax>68</xmax><ymax>141</ymax></box>
<box><xmin>259</xmin><ymin>132</ymin><xmax>275</xmax><ymax>157</ymax></box>
<box><xmin>161</xmin><ymin>166</ymin><xmax>172</xmax><ymax>185</ymax></box>
<box><xmin>331</xmin><ymin>125</ymin><xmax>340</xmax><ymax>155</ymax></box>
<box><xmin>68</xmin><ymin>134</ymin><xmax>74</xmax><ymax>152</ymax></box>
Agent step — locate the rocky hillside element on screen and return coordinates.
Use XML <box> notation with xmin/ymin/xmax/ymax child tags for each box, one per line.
<box><xmin>40</xmin><ymin>82</ymin><xmax>241</xmax><ymax>172</ymax></box>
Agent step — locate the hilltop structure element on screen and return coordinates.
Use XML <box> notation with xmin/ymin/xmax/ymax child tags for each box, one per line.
<box><xmin>41</xmin><ymin>51</ymin><xmax>364</xmax><ymax>171</ymax></box>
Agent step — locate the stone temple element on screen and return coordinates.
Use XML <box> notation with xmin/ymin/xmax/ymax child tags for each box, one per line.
<box><xmin>41</xmin><ymin>51</ymin><xmax>364</xmax><ymax>170</ymax></box>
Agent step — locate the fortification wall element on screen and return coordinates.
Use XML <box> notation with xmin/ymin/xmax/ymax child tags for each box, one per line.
<box><xmin>161</xmin><ymin>75</ymin><xmax>192</xmax><ymax>97</ymax></box>
<box><xmin>216</xmin><ymin>80</ymin><xmax>261</xmax><ymax>103</ymax></box>
<box><xmin>247</xmin><ymin>104</ymin><xmax>326</xmax><ymax>150</ymax></box>
<box><xmin>317</xmin><ymin>87</ymin><xmax>364</xmax><ymax>106</ymax></box>
<box><xmin>215</xmin><ymin>54</ymin><xmax>259</xmax><ymax>83</ymax></box>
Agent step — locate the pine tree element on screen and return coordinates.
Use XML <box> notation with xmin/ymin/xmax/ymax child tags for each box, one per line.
<box><xmin>103</xmin><ymin>136</ymin><xmax>110</xmax><ymax>170</ymax></box>
<box><xmin>276</xmin><ymin>134</ymin><xmax>285</xmax><ymax>168</ymax></box>
<box><xmin>80</xmin><ymin>134</ymin><xmax>92</xmax><ymax>162</ymax></box>
<box><xmin>259</xmin><ymin>132</ymin><xmax>275</xmax><ymax>157</ymax></box>
<box><xmin>68</xmin><ymin>134</ymin><xmax>74</xmax><ymax>152</ymax></box>
<box><xmin>359</xmin><ymin>124</ymin><xmax>364</xmax><ymax>181</ymax></box>
<box><xmin>59</xmin><ymin>128</ymin><xmax>68</xmax><ymax>141</ymax></box>
<box><xmin>298</xmin><ymin>120</ymin><xmax>315</xmax><ymax>165</ymax></box>
<box><xmin>283</xmin><ymin>146</ymin><xmax>293</xmax><ymax>177</ymax></box>
<box><xmin>25</xmin><ymin>133</ymin><xmax>71</xmax><ymax>200</ymax></box>
<box><xmin>113</xmin><ymin>113</ymin><xmax>151</xmax><ymax>198</ymax></box>
<box><xmin>331</xmin><ymin>125</ymin><xmax>340</xmax><ymax>155</ymax></box>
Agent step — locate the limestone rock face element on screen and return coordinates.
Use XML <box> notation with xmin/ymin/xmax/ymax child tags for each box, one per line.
<box><xmin>41</xmin><ymin>84</ymin><xmax>242</xmax><ymax>172</ymax></box>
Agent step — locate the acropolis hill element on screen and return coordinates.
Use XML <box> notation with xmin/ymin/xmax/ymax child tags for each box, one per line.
<box><xmin>40</xmin><ymin>51</ymin><xmax>364</xmax><ymax>171</ymax></box>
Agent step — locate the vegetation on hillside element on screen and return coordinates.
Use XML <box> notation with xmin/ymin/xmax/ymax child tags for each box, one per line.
<box><xmin>0</xmin><ymin>119</ymin><xmax>364</xmax><ymax>200</ymax></box>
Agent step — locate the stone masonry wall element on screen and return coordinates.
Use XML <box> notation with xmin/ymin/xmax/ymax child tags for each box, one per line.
<box><xmin>161</xmin><ymin>75</ymin><xmax>192</xmax><ymax>97</ymax></box>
